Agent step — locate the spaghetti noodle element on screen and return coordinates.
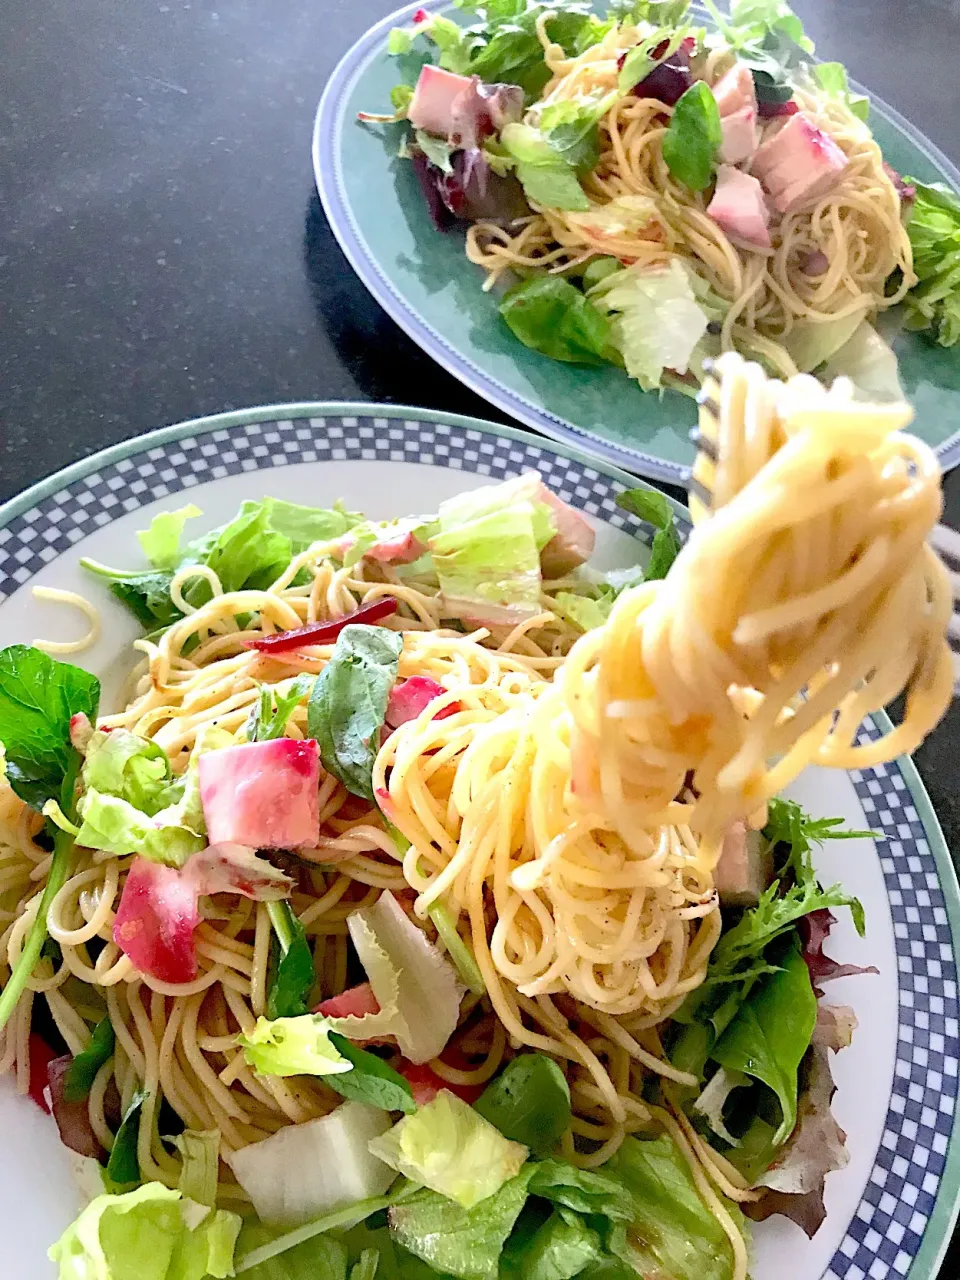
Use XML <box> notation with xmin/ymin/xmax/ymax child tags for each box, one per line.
<box><xmin>0</xmin><ymin>357</ymin><xmax>951</xmax><ymax>1279</ymax></box>
<box><xmin>464</xmin><ymin>18</ymin><xmax>913</xmax><ymax>380</ymax></box>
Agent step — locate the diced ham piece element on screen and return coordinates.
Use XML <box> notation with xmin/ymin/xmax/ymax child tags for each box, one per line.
<box><xmin>714</xmin><ymin>821</ymin><xmax>773</xmax><ymax>907</ymax></box>
<box><xmin>751</xmin><ymin>111</ymin><xmax>848</xmax><ymax>213</ymax></box>
<box><xmin>114</xmin><ymin>848</ymin><xmax>293</xmax><ymax>984</ymax></box>
<box><xmin>199</xmin><ymin>738</ymin><xmax>320</xmax><ymax>849</ymax></box>
<box><xmin>408</xmin><ymin>65</ymin><xmax>474</xmax><ymax>137</ymax></box>
<box><xmin>708</xmin><ymin>165</ymin><xmax>772</xmax><ymax>247</ymax></box>
<box><xmin>114</xmin><ymin>857</ymin><xmax>203</xmax><ymax>984</ymax></box>
<box><xmin>711</xmin><ymin>63</ymin><xmax>759</xmax><ymax>164</ymax></box>
<box><xmin>511</xmin><ymin>473</ymin><xmax>596</xmax><ymax>576</ymax></box>
<box><xmin>408</xmin><ymin>65</ymin><xmax>522</xmax><ymax>148</ymax></box>
<box><xmin>316</xmin><ymin>982</ymin><xmax>381</xmax><ymax>1019</ymax></box>
<box><xmin>331</xmin><ymin>520</ymin><xmax>429</xmax><ymax>566</ymax></box>
<box><xmin>386</xmin><ymin>676</ymin><xmax>461</xmax><ymax>728</ymax></box>
<box><xmin>399</xmin><ymin>1061</ymin><xmax>484</xmax><ymax>1107</ymax></box>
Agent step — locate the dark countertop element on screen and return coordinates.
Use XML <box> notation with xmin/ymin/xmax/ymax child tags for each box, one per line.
<box><xmin>2</xmin><ymin>0</ymin><xmax>959</xmax><ymax>1267</ymax></box>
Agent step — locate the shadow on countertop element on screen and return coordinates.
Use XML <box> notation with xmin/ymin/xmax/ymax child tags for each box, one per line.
<box><xmin>302</xmin><ymin>190</ymin><xmax>511</xmax><ymax>424</ymax></box>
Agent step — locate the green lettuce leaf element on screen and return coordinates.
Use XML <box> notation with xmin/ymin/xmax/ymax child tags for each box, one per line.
<box><xmin>246</xmin><ymin>675</ymin><xmax>315</xmax><ymax>744</ymax></box>
<box><xmin>812</xmin><ymin>62</ymin><xmax>869</xmax><ymax>122</ymax></box>
<box><xmin>499</xmin><ymin>277</ymin><xmax>615</xmax><ymax>366</ymax></box>
<box><xmin>48</xmin><ymin>1183</ymin><xmax>241</xmax><ymax>1280</ymax></box>
<box><xmin>819</xmin><ymin>321</ymin><xmax>904</xmax><ymax>401</ymax></box>
<box><xmin>602</xmin><ymin>1134</ymin><xmax>743</xmax><ymax>1280</ymax></box>
<box><xmin>589</xmin><ymin>261</ymin><xmax>711</xmax><ymax>390</ymax></box>
<box><xmin>711</xmin><ymin>941</ymin><xmax>817</xmax><ymax>1143</ymax></box>
<box><xmin>615</xmin><ymin>487</ymin><xmax>682</xmax><ymax>581</ymax></box>
<box><xmin>474</xmin><ymin>1053</ymin><xmax>571</xmax><ymax>1156</ymax></box>
<box><xmin>74</xmin><ymin>791</ymin><xmax>206</xmax><ymax>867</ymax></box>
<box><xmin>81</xmin><ymin>729</ymin><xmax>179</xmax><ymax>815</ymax></box>
<box><xmin>526</xmin><ymin>1160</ymin><xmax>635</xmax><ymax>1222</ymax></box>
<box><xmin>388</xmin><ymin>1166</ymin><xmax>535</xmax><ymax>1280</ymax></box>
<box><xmin>238</xmin><ymin>1014</ymin><xmax>353</xmax><ymax>1079</ymax></box>
<box><xmin>137</xmin><ymin>505</ymin><xmax>203</xmax><ymax>571</ymax></box>
<box><xmin>264</xmin><ymin>498</ymin><xmax>363</xmax><ymax>552</ymax></box>
<box><xmin>369</xmin><ymin>1090</ymin><xmax>529</xmax><ymax>1208</ymax></box>
<box><xmin>307</xmin><ymin>625</ymin><xmax>403</xmax><ymax>800</ymax></box>
<box><xmin>903</xmin><ymin>179</ymin><xmax>960</xmax><ymax>348</ymax></box>
<box><xmin>500</xmin><ymin>123</ymin><xmax>590</xmax><ymax>212</ymax></box>
<box><xmin>234</xmin><ymin>1223</ymin><xmax>348</xmax><ymax>1280</ymax></box>
<box><xmin>503</xmin><ymin>1207</ymin><xmax>603</xmax><ymax>1280</ymax></box>
<box><xmin>174</xmin><ymin>1130</ymin><xmax>220</xmax><ymax>1209</ymax></box>
<box><xmin>430</xmin><ymin>480</ymin><xmax>553</xmax><ymax>623</ymax></box>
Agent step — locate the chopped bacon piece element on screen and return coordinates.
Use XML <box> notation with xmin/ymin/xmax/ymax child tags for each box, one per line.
<box><xmin>712</xmin><ymin>63</ymin><xmax>759</xmax><ymax>164</ymax></box>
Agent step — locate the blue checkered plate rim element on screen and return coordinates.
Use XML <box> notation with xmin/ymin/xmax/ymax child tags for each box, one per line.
<box><xmin>0</xmin><ymin>403</ymin><xmax>957</xmax><ymax>1280</ymax></box>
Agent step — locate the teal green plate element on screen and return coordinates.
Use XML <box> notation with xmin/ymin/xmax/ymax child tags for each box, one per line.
<box><xmin>314</xmin><ymin>0</ymin><xmax>960</xmax><ymax>483</ymax></box>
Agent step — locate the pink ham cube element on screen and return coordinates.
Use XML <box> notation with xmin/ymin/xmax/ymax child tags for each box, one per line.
<box><xmin>511</xmin><ymin>473</ymin><xmax>596</xmax><ymax>576</ymax></box>
<box><xmin>198</xmin><ymin>738</ymin><xmax>320</xmax><ymax>849</ymax></box>
<box><xmin>408</xmin><ymin>64</ymin><xmax>474</xmax><ymax>137</ymax></box>
<box><xmin>751</xmin><ymin>111</ymin><xmax>848</xmax><ymax>213</ymax></box>
<box><xmin>708</xmin><ymin>165</ymin><xmax>772</xmax><ymax>247</ymax></box>
<box><xmin>714</xmin><ymin>821</ymin><xmax>772</xmax><ymax>907</ymax></box>
<box><xmin>711</xmin><ymin>63</ymin><xmax>759</xmax><ymax>164</ymax></box>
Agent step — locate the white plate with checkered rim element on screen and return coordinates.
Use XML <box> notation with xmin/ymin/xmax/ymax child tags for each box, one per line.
<box><xmin>0</xmin><ymin>403</ymin><xmax>957</xmax><ymax>1280</ymax></box>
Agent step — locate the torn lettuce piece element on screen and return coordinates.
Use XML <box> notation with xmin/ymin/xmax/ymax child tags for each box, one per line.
<box><xmin>75</xmin><ymin>725</ymin><xmax>231</xmax><ymax>867</ymax></box>
<box><xmin>174</xmin><ymin>1130</ymin><xmax>221</xmax><ymax>1209</ymax></box>
<box><xmin>819</xmin><ymin>321</ymin><xmax>905</xmax><ymax>402</ymax></box>
<box><xmin>588</xmin><ymin>260</ymin><xmax>711</xmax><ymax>390</ymax></box>
<box><xmin>48</xmin><ymin>1183</ymin><xmax>240</xmax><ymax>1280</ymax></box>
<box><xmin>324</xmin><ymin>891</ymin><xmax>462</xmax><ymax>1065</ymax></box>
<box><xmin>238</xmin><ymin>1014</ymin><xmax>353</xmax><ymax>1079</ymax></box>
<box><xmin>602</xmin><ymin>1134</ymin><xmax>744</xmax><ymax>1280</ymax></box>
<box><xmin>430</xmin><ymin>479</ymin><xmax>555</xmax><ymax>625</ymax></box>
<box><xmin>137</xmin><ymin>505</ymin><xmax>203</xmax><ymax>572</ymax></box>
<box><xmin>370</xmin><ymin>1089</ymin><xmax>529</xmax><ymax>1209</ymax></box>
<box><xmin>388</xmin><ymin>1166</ymin><xmax>535</xmax><ymax>1280</ymax></box>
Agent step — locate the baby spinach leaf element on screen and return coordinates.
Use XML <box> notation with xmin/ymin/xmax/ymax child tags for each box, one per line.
<box><xmin>615</xmin><ymin>488</ymin><xmax>681</xmax><ymax>581</ymax></box>
<box><xmin>474</xmin><ymin>1053</ymin><xmax>571</xmax><ymax>1156</ymax></box>
<box><xmin>106</xmin><ymin>1088</ymin><xmax>149</xmax><ymax>1186</ymax></box>
<box><xmin>662</xmin><ymin>81</ymin><xmax>722</xmax><ymax>191</ymax></box>
<box><xmin>307</xmin><ymin>625</ymin><xmax>403</xmax><ymax>800</ymax></box>
<box><xmin>266</xmin><ymin>901</ymin><xmax>315</xmax><ymax>1020</ymax></box>
<box><xmin>0</xmin><ymin>645</ymin><xmax>100</xmax><ymax>812</ymax></box>
<box><xmin>711</xmin><ymin>942</ymin><xmax>817</xmax><ymax>1144</ymax></box>
<box><xmin>327</xmin><ymin>1033</ymin><xmax>417</xmax><ymax>1114</ymax></box>
<box><xmin>64</xmin><ymin>1017</ymin><xmax>116</xmax><ymax>1103</ymax></box>
<box><xmin>500</xmin><ymin>278</ymin><xmax>614</xmax><ymax>367</ymax></box>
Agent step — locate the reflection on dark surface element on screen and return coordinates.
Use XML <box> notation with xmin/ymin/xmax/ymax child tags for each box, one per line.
<box><xmin>302</xmin><ymin>190</ymin><xmax>511</xmax><ymax>422</ymax></box>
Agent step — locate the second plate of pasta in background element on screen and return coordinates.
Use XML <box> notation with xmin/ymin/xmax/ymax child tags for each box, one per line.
<box><xmin>316</xmin><ymin>0</ymin><xmax>960</xmax><ymax>483</ymax></box>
